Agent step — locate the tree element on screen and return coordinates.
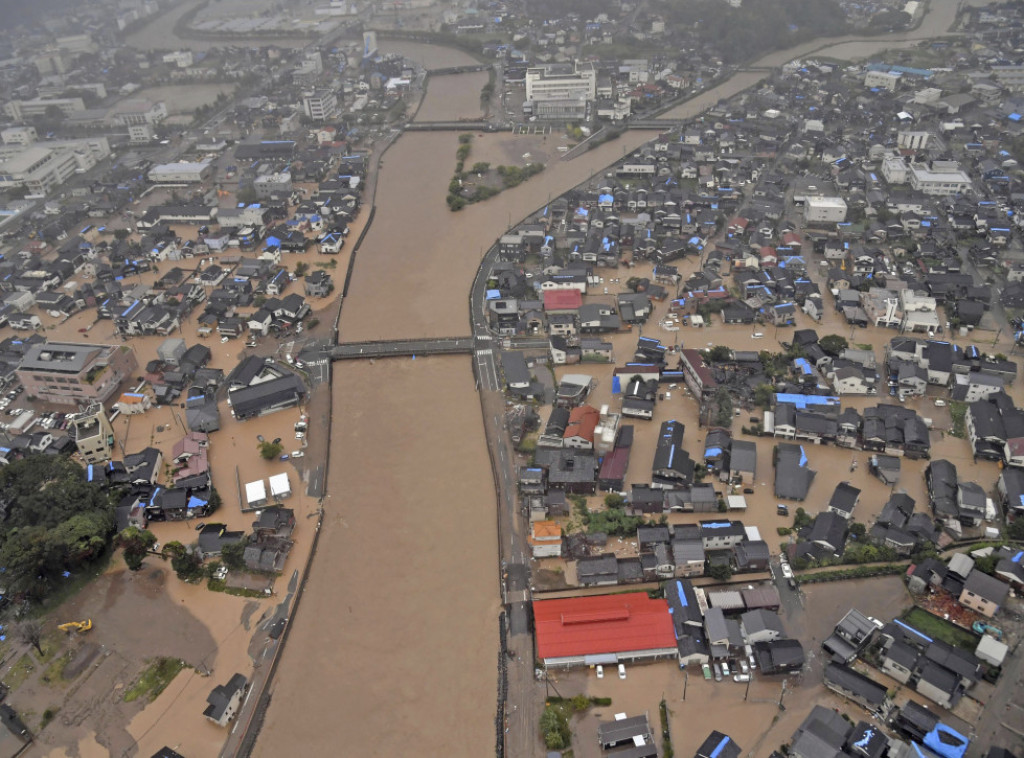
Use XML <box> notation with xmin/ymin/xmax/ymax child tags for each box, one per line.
<box><xmin>604</xmin><ymin>493</ymin><xmax>625</xmax><ymax>509</ymax></box>
<box><xmin>470</xmin><ymin>162</ymin><xmax>490</xmax><ymax>174</ymax></box>
<box><xmin>849</xmin><ymin>522</ymin><xmax>867</xmax><ymax>539</ymax></box>
<box><xmin>221</xmin><ymin>539</ymin><xmax>247</xmax><ymax>571</ymax></box>
<box><xmin>115</xmin><ymin>526</ymin><xmax>157</xmax><ymax>571</ymax></box>
<box><xmin>1008</xmin><ymin>518</ymin><xmax>1024</xmax><ymax>541</ymax></box>
<box><xmin>259</xmin><ymin>441</ymin><xmax>283</xmax><ymax>460</ymax></box>
<box><xmin>793</xmin><ymin>507</ymin><xmax>813</xmax><ymax>529</ymax></box>
<box><xmin>707</xmin><ymin>563</ymin><xmax>733</xmax><ymax>581</ymax></box>
<box><xmin>236</xmin><ymin>186</ymin><xmax>259</xmax><ymax>204</ymax></box>
<box><xmin>171</xmin><ymin>549</ymin><xmax>203</xmax><ymax>582</ymax></box>
<box><xmin>714</xmin><ymin>387</ymin><xmax>734</xmax><ymax>427</ymax></box>
<box><xmin>14</xmin><ymin>620</ymin><xmax>44</xmax><ymax>657</ymax></box>
<box><xmin>706</xmin><ymin>345</ymin><xmax>732</xmax><ymax>363</ymax></box>
<box><xmin>0</xmin><ymin>455</ymin><xmax>114</xmax><ymax>598</ymax></box>
<box><xmin>113</xmin><ymin>228</ymin><xmax>131</xmax><ymax>241</ymax></box>
<box><xmin>754</xmin><ymin>383</ymin><xmax>775</xmax><ymax>408</ymax></box>
<box><xmin>294</xmin><ymin>262</ymin><xmax>309</xmax><ymax>278</ymax></box>
<box><xmin>819</xmin><ymin>334</ymin><xmax>849</xmax><ymax>357</ymax></box>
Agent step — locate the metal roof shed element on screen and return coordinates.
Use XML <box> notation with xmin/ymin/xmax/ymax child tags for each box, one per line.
<box><xmin>268</xmin><ymin>472</ymin><xmax>292</xmax><ymax>500</ymax></box>
<box><xmin>245</xmin><ymin>479</ymin><xmax>267</xmax><ymax>508</ymax></box>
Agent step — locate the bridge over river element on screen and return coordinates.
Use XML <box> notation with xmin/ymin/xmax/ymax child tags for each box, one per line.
<box><xmin>330</xmin><ymin>336</ymin><xmax>477</xmax><ymax>359</ymax></box>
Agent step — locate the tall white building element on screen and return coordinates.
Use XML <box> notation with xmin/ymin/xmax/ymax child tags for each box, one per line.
<box><xmin>302</xmin><ymin>90</ymin><xmax>339</xmax><ymax>121</ymax></box>
<box><xmin>524</xmin><ymin>61</ymin><xmax>596</xmax><ymax>120</ymax></box>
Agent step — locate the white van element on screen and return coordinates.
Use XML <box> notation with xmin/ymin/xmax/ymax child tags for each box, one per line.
<box><xmin>751</xmin><ymin>332</ymin><xmax>764</xmax><ymax>339</ymax></box>
<box><xmin>618</xmin><ymin>663</ymin><xmax>626</xmax><ymax>679</ymax></box>
<box><xmin>934</xmin><ymin>399</ymin><xmax>947</xmax><ymax>407</ymax></box>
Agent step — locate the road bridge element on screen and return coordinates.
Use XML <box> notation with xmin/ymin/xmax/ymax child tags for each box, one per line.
<box><xmin>429</xmin><ymin>64</ymin><xmax>492</xmax><ymax>75</ymax></box>
<box><xmin>404</xmin><ymin>121</ymin><xmax>501</xmax><ymax>131</ymax></box>
<box><xmin>331</xmin><ymin>336</ymin><xmax>476</xmax><ymax>359</ymax></box>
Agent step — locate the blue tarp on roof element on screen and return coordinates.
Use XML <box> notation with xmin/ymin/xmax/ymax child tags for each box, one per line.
<box><xmin>893</xmin><ymin>618</ymin><xmax>932</xmax><ymax>643</ymax></box>
<box><xmin>799</xmin><ymin>446</ymin><xmax>808</xmax><ymax>467</ymax></box>
<box><xmin>187</xmin><ymin>496</ymin><xmax>207</xmax><ymax>510</ymax></box>
<box><xmin>774</xmin><ymin>393</ymin><xmax>839</xmax><ymax>408</ymax></box>
<box><xmin>485</xmin><ymin>289</ymin><xmax>501</xmax><ymax>300</ymax></box>
<box><xmin>705</xmin><ymin>447</ymin><xmax>723</xmax><ymax>458</ymax></box>
<box><xmin>710</xmin><ymin>736</ymin><xmax>732</xmax><ymax>758</ymax></box>
<box><xmin>923</xmin><ymin>725</ymin><xmax>969</xmax><ymax>758</ymax></box>
<box><xmin>611</xmin><ymin>376</ymin><xmax>621</xmax><ymax>394</ymax></box>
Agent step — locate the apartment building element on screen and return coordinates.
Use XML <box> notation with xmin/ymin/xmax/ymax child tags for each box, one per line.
<box><xmin>16</xmin><ymin>342</ymin><xmax>139</xmax><ymax>407</ymax></box>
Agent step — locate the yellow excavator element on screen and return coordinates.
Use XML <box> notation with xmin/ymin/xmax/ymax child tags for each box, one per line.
<box><xmin>57</xmin><ymin>619</ymin><xmax>92</xmax><ymax>634</ymax></box>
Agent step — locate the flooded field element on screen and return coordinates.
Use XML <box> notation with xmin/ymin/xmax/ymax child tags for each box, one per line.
<box><xmin>415</xmin><ymin>72</ymin><xmax>489</xmax><ymax>122</ymax></box>
<box><xmin>255</xmin><ymin>357</ymin><xmax>501</xmax><ymax>757</ymax></box>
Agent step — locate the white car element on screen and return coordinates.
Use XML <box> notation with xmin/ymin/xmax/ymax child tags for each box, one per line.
<box><xmin>780</xmin><ymin>563</ymin><xmax>794</xmax><ymax>579</ymax></box>
<box><xmin>596</xmin><ymin>665</ymin><xmax>604</xmax><ymax>679</ymax></box>
<box><xmin>618</xmin><ymin>663</ymin><xmax>626</xmax><ymax>679</ymax></box>
<box><xmin>290</xmin><ymin>450</ymin><xmax>304</xmax><ymax>458</ymax></box>
<box><xmin>295</xmin><ymin>431</ymin><xmax>305</xmax><ymax>440</ymax></box>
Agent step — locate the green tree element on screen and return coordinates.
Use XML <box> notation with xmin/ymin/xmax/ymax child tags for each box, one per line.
<box><xmin>604</xmin><ymin>493</ymin><xmax>625</xmax><ymax>509</ymax></box>
<box><xmin>294</xmin><ymin>262</ymin><xmax>309</xmax><ymax>278</ymax></box>
<box><xmin>819</xmin><ymin>334</ymin><xmax>849</xmax><ymax>357</ymax></box>
<box><xmin>0</xmin><ymin>455</ymin><xmax>114</xmax><ymax>597</ymax></box>
<box><xmin>470</xmin><ymin>161</ymin><xmax>490</xmax><ymax>174</ymax></box>
<box><xmin>113</xmin><ymin>228</ymin><xmax>131</xmax><ymax>241</ymax></box>
<box><xmin>1008</xmin><ymin>518</ymin><xmax>1024</xmax><ymax>541</ymax></box>
<box><xmin>259</xmin><ymin>441</ymin><xmax>283</xmax><ymax>460</ymax></box>
<box><xmin>793</xmin><ymin>507</ymin><xmax>812</xmax><ymax>529</ymax></box>
<box><xmin>754</xmin><ymin>383</ymin><xmax>775</xmax><ymax>408</ymax></box>
<box><xmin>714</xmin><ymin>387</ymin><xmax>734</xmax><ymax>427</ymax></box>
<box><xmin>171</xmin><ymin>549</ymin><xmax>203</xmax><ymax>582</ymax></box>
<box><xmin>707</xmin><ymin>563</ymin><xmax>733</xmax><ymax>581</ymax></box>
<box><xmin>236</xmin><ymin>186</ymin><xmax>258</xmax><ymax>204</ymax></box>
<box><xmin>849</xmin><ymin>522</ymin><xmax>867</xmax><ymax>539</ymax></box>
<box><xmin>115</xmin><ymin>526</ymin><xmax>157</xmax><ymax>571</ymax></box>
<box><xmin>221</xmin><ymin>539</ymin><xmax>247</xmax><ymax>571</ymax></box>
<box><xmin>707</xmin><ymin>345</ymin><xmax>732</xmax><ymax>363</ymax></box>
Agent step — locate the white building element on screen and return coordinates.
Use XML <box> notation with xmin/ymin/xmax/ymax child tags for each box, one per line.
<box><xmin>245</xmin><ymin>480</ymin><xmax>268</xmax><ymax>509</ymax></box>
<box><xmin>302</xmin><ymin>90</ymin><xmax>339</xmax><ymax>121</ymax></box>
<box><xmin>3</xmin><ymin>97</ymin><xmax>85</xmax><ymax>121</ymax></box>
<box><xmin>882</xmin><ymin>155</ymin><xmax>908</xmax><ymax>184</ymax></box>
<box><xmin>128</xmin><ymin>123</ymin><xmax>154</xmax><ymax>143</ymax></box>
<box><xmin>865</xmin><ymin>70</ymin><xmax>901</xmax><ymax>91</ymax></box>
<box><xmin>269</xmin><ymin>472</ymin><xmax>292</xmax><ymax>500</ymax></box>
<box><xmin>804</xmin><ymin>196</ymin><xmax>848</xmax><ymax>224</ymax></box>
<box><xmin>898</xmin><ymin>130</ymin><xmax>930</xmax><ymax>150</ymax></box>
<box><xmin>162</xmin><ymin>50</ymin><xmax>194</xmax><ymax>68</ymax></box>
<box><xmin>524</xmin><ymin>61</ymin><xmax>596</xmax><ymax>120</ymax></box>
<box><xmin>908</xmin><ymin>161</ymin><xmax>972</xmax><ymax>196</ymax></box>
<box><xmin>110</xmin><ymin>99</ymin><xmax>167</xmax><ymax>126</ymax></box>
<box><xmin>1</xmin><ymin>126</ymin><xmax>37</xmax><ymax>146</ymax></box>
<box><xmin>148</xmin><ymin>160</ymin><xmax>213</xmax><ymax>183</ymax></box>
<box><xmin>0</xmin><ymin>144</ymin><xmax>95</xmax><ymax>195</ymax></box>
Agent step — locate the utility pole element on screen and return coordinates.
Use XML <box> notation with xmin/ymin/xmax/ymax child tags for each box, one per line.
<box><xmin>744</xmin><ymin>674</ymin><xmax>752</xmax><ymax>701</ymax></box>
<box><xmin>682</xmin><ymin>668</ymin><xmax>688</xmax><ymax>700</ymax></box>
<box><xmin>778</xmin><ymin>678</ymin><xmax>788</xmax><ymax>710</ymax></box>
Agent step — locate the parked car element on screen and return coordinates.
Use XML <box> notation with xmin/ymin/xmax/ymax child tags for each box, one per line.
<box><xmin>290</xmin><ymin>450</ymin><xmax>304</xmax><ymax>458</ymax></box>
<box><xmin>721</xmin><ymin>661</ymin><xmax>730</xmax><ymax>677</ymax></box>
<box><xmin>596</xmin><ymin>665</ymin><xmax>604</xmax><ymax>679</ymax></box>
<box><xmin>781</xmin><ymin>563</ymin><xmax>794</xmax><ymax>579</ymax></box>
<box><xmin>280</xmin><ymin>454</ymin><xmax>290</xmax><ymax>461</ymax></box>
<box><xmin>618</xmin><ymin>664</ymin><xmax>626</xmax><ymax>679</ymax></box>
<box><xmin>702</xmin><ymin>663</ymin><xmax>712</xmax><ymax>680</ymax></box>
<box><xmin>733</xmin><ymin>674</ymin><xmax>751</xmax><ymax>683</ymax></box>
<box><xmin>713</xmin><ymin>663</ymin><xmax>722</xmax><ymax>682</ymax></box>
<box><xmin>195</xmin><ymin>522</ymin><xmax>206</xmax><ymax>531</ymax></box>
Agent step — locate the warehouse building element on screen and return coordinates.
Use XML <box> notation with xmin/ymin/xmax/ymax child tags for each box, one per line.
<box><xmin>533</xmin><ymin>592</ymin><xmax>676</xmax><ymax>668</ymax></box>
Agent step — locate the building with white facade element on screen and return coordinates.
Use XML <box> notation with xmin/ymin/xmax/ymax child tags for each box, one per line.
<box><xmin>148</xmin><ymin>160</ymin><xmax>213</xmax><ymax>183</ymax></box>
<box><xmin>3</xmin><ymin>97</ymin><xmax>85</xmax><ymax>121</ymax></box>
<box><xmin>882</xmin><ymin>155</ymin><xmax>908</xmax><ymax>184</ymax></box>
<box><xmin>1</xmin><ymin>126</ymin><xmax>37</xmax><ymax>146</ymax></box>
<box><xmin>908</xmin><ymin>161</ymin><xmax>972</xmax><ymax>196</ymax></box>
<box><xmin>302</xmin><ymin>90</ymin><xmax>339</xmax><ymax>121</ymax></box>
<box><xmin>162</xmin><ymin>50</ymin><xmax>194</xmax><ymax>68</ymax></box>
<box><xmin>804</xmin><ymin>196</ymin><xmax>848</xmax><ymax>224</ymax></box>
<box><xmin>110</xmin><ymin>99</ymin><xmax>167</xmax><ymax>126</ymax></box>
<box><xmin>0</xmin><ymin>137</ymin><xmax>110</xmax><ymax>194</ymax></box>
<box><xmin>524</xmin><ymin>61</ymin><xmax>597</xmax><ymax>120</ymax></box>
<box><xmin>865</xmin><ymin>70</ymin><xmax>901</xmax><ymax>90</ymax></box>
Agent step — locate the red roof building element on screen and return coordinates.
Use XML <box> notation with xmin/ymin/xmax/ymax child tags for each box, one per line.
<box><xmin>544</xmin><ymin>289</ymin><xmax>583</xmax><ymax>313</ymax></box>
<box><xmin>534</xmin><ymin>593</ymin><xmax>677</xmax><ymax>667</ymax></box>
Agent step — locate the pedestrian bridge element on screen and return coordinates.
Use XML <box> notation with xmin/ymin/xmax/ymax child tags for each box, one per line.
<box><xmin>331</xmin><ymin>337</ymin><xmax>476</xmax><ymax>359</ymax></box>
